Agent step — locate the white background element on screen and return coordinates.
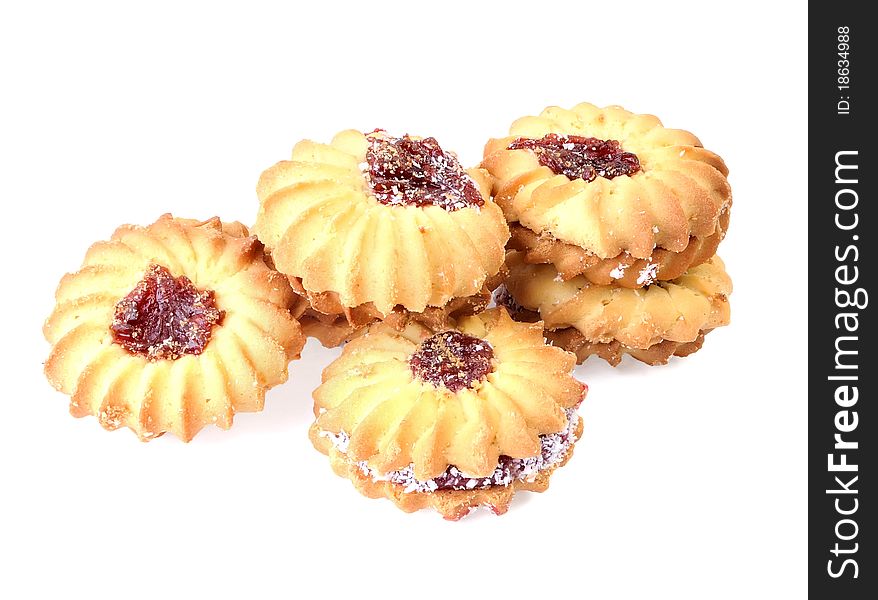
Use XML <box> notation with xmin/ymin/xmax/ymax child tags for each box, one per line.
<box><xmin>0</xmin><ymin>1</ymin><xmax>807</xmax><ymax>598</ymax></box>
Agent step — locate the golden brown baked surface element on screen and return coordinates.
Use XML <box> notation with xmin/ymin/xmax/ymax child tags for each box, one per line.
<box><xmin>502</xmin><ymin>251</ymin><xmax>731</xmax><ymax>364</ymax></box>
<box><xmin>313</xmin><ymin>417</ymin><xmax>583</xmax><ymax>520</ymax></box>
<box><xmin>482</xmin><ymin>102</ymin><xmax>732</xmax><ymax>286</ymax></box>
<box><xmin>291</xmin><ymin>266</ymin><xmax>508</xmax><ymax>348</ymax></box>
<box><xmin>545</xmin><ymin>328</ymin><xmax>711</xmax><ymax>367</ymax></box>
<box><xmin>253</xmin><ymin>129</ymin><xmax>510</xmax><ymax>319</ymax></box>
<box><xmin>507</xmin><ymin>207</ymin><xmax>728</xmax><ymax>287</ymax></box>
<box><xmin>309</xmin><ymin>307</ymin><xmax>586</xmax><ymax>518</ymax></box>
<box><xmin>43</xmin><ymin>214</ymin><xmax>306</xmax><ymax>441</ymax></box>
<box><xmin>297</xmin><ymin>289</ymin><xmax>492</xmax><ymax>348</ymax></box>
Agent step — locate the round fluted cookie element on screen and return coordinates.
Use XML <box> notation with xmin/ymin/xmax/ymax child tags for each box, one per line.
<box><xmin>482</xmin><ymin>102</ymin><xmax>732</xmax><ymax>287</ymax></box>
<box><xmin>254</xmin><ymin>129</ymin><xmax>510</xmax><ymax>346</ymax></box>
<box><xmin>500</xmin><ymin>251</ymin><xmax>732</xmax><ymax>366</ymax></box>
<box><xmin>309</xmin><ymin>307</ymin><xmax>586</xmax><ymax>520</ymax></box>
<box><xmin>43</xmin><ymin>214</ymin><xmax>306</xmax><ymax>441</ymax></box>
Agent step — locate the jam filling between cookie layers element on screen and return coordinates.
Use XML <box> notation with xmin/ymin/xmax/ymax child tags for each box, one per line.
<box><xmin>492</xmin><ymin>286</ymin><xmax>539</xmax><ymax>323</ymax></box>
<box><xmin>320</xmin><ymin>407</ymin><xmax>579</xmax><ymax>494</ymax></box>
<box><xmin>409</xmin><ymin>331</ymin><xmax>494</xmax><ymax>393</ymax></box>
<box><xmin>508</xmin><ymin>133</ymin><xmax>641</xmax><ymax>182</ymax></box>
<box><xmin>110</xmin><ymin>264</ymin><xmax>224</xmax><ymax>361</ymax></box>
<box><xmin>364</xmin><ymin>132</ymin><xmax>484</xmax><ymax>211</ymax></box>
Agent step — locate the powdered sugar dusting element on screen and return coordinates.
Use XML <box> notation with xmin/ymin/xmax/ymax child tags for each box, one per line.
<box><xmin>609</xmin><ymin>263</ymin><xmax>628</xmax><ymax>280</ymax></box>
<box><xmin>636</xmin><ymin>263</ymin><xmax>658</xmax><ymax>286</ymax></box>
<box><xmin>364</xmin><ymin>131</ymin><xmax>482</xmax><ymax>211</ymax></box>
<box><xmin>409</xmin><ymin>331</ymin><xmax>494</xmax><ymax>393</ymax></box>
<box><xmin>319</xmin><ymin>429</ymin><xmax>350</xmax><ymax>454</ymax></box>
<box><xmin>321</xmin><ymin>407</ymin><xmax>581</xmax><ymax>494</ymax></box>
<box><xmin>508</xmin><ymin>134</ymin><xmax>640</xmax><ymax>182</ymax></box>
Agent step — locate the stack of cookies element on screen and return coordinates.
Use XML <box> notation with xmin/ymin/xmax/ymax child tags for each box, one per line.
<box><xmin>43</xmin><ymin>127</ymin><xmax>587</xmax><ymax>519</ymax></box>
<box><xmin>249</xmin><ymin>128</ymin><xmax>587</xmax><ymax>517</ymax></box>
<box><xmin>251</xmin><ymin>129</ymin><xmax>510</xmax><ymax>347</ymax></box>
<box><xmin>42</xmin><ymin>102</ymin><xmax>733</xmax><ymax>519</ymax></box>
<box><xmin>482</xmin><ymin>102</ymin><xmax>733</xmax><ymax>365</ymax></box>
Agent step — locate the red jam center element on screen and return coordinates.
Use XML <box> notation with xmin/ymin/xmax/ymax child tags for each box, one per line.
<box><xmin>508</xmin><ymin>133</ymin><xmax>641</xmax><ymax>182</ymax></box>
<box><xmin>110</xmin><ymin>264</ymin><xmax>224</xmax><ymax>361</ymax></box>
<box><xmin>365</xmin><ymin>132</ymin><xmax>483</xmax><ymax>211</ymax></box>
<box><xmin>409</xmin><ymin>331</ymin><xmax>493</xmax><ymax>392</ymax></box>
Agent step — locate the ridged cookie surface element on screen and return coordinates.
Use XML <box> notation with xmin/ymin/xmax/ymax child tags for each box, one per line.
<box><xmin>310</xmin><ymin>308</ymin><xmax>586</xmax><ymax>518</ymax></box>
<box><xmin>44</xmin><ymin>214</ymin><xmax>306</xmax><ymax>441</ymax></box>
<box><xmin>502</xmin><ymin>251</ymin><xmax>731</xmax><ymax>364</ymax></box>
<box><xmin>483</xmin><ymin>102</ymin><xmax>732</xmax><ymax>286</ymax></box>
<box><xmin>254</xmin><ymin>129</ymin><xmax>510</xmax><ymax>318</ymax></box>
